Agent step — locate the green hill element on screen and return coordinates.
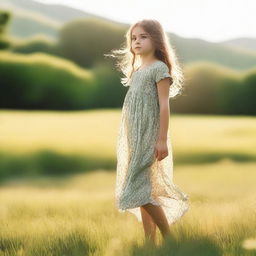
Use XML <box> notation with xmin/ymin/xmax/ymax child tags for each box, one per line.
<box><xmin>221</xmin><ymin>37</ymin><xmax>256</xmax><ymax>52</ymax></box>
<box><xmin>1</xmin><ymin>0</ymin><xmax>256</xmax><ymax>70</ymax></box>
<box><xmin>170</xmin><ymin>34</ymin><xmax>256</xmax><ymax>69</ymax></box>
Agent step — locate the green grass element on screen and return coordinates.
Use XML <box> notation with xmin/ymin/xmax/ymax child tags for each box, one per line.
<box><xmin>0</xmin><ymin>109</ymin><xmax>256</xmax><ymax>160</ymax></box>
<box><xmin>0</xmin><ymin>161</ymin><xmax>256</xmax><ymax>255</ymax></box>
<box><xmin>0</xmin><ymin>110</ymin><xmax>256</xmax><ymax>255</ymax></box>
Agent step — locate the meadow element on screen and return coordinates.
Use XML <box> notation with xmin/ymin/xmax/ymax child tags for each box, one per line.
<box><xmin>0</xmin><ymin>110</ymin><xmax>256</xmax><ymax>256</ymax></box>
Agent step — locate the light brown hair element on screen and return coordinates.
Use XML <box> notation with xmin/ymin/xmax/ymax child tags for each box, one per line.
<box><xmin>105</xmin><ymin>19</ymin><xmax>184</xmax><ymax>98</ymax></box>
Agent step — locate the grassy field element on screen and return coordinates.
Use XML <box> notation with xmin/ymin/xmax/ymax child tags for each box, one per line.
<box><xmin>1</xmin><ymin>162</ymin><xmax>256</xmax><ymax>256</ymax></box>
<box><xmin>1</xmin><ymin>109</ymin><xmax>256</xmax><ymax>160</ymax></box>
<box><xmin>0</xmin><ymin>110</ymin><xmax>256</xmax><ymax>255</ymax></box>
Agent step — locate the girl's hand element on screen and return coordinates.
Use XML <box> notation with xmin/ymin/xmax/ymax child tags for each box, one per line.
<box><xmin>154</xmin><ymin>139</ymin><xmax>168</xmax><ymax>161</ymax></box>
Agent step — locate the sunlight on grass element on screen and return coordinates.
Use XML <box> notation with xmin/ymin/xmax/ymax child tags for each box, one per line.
<box><xmin>0</xmin><ymin>161</ymin><xmax>256</xmax><ymax>255</ymax></box>
<box><xmin>1</xmin><ymin>110</ymin><xmax>256</xmax><ymax>161</ymax></box>
<box><xmin>242</xmin><ymin>237</ymin><xmax>256</xmax><ymax>250</ymax></box>
<box><xmin>0</xmin><ymin>110</ymin><xmax>256</xmax><ymax>254</ymax></box>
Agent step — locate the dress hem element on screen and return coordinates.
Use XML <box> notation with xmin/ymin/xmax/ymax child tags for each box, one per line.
<box><xmin>117</xmin><ymin>197</ymin><xmax>190</xmax><ymax>225</ymax></box>
<box><xmin>117</xmin><ymin>196</ymin><xmax>161</xmax><ymax>211</ymax></box>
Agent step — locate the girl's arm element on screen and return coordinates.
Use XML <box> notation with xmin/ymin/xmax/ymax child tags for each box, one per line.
<box><xmin>155</xmin><ymin>77</ymin><xmax>171</xmax><ymax>161</ymax></box>
<box><xmin>156</xmin><ymin>77</ymin><xmax>170</xmax><ymax>140</ymax></box>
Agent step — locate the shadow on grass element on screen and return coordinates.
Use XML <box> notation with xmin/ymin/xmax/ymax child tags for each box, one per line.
<box><xmin>0</xmin><ymin>149</ymin><xmax>114</xmax><ymax>183</ymax></box>
<box><xmin>131</xmin><ymin>234</ymin><xmax>222</xmax><ymax>256</ymax></box>
<box><xmin>174</xmin><ymin>151</ymin><xmax>256</xmax><ymax>165</ymax></box>
<box><xmin>0</xmin><ymin>229</ymin><xmax>96</xmax><ymax>256</ymax></box>
<box><xmin>0</xmin><ymin>149</ymin><xmax>256</xmax><ymax>182</ymax></box>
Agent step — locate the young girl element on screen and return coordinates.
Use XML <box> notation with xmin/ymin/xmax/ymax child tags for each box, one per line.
<box><xmin>108</xmin><ymin>19</ymin><xmax>189</xmax><ymax>245</ymax></box>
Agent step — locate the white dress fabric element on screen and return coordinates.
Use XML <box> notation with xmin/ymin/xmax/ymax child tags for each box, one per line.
<box><xmin>115</xmin><ymin>60</ymin><xmax>190</xmax><ymax>224</ymax></box>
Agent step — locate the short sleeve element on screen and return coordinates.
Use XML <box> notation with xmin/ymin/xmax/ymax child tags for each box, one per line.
<box><xmin>154</xmin><ymin>62</ymin><xmax>173</xmax><ymax>84</ymax></box>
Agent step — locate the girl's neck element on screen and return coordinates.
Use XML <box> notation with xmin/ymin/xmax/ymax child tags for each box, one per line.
<box><xmin>139</xmin><ymin>57</ymin><xmax>159</xmax><ymax>68</ymax></box>
<box><xmin>139</xmin><ymin>53</ymin><xmax>158</xmax><ymax>65</ymax></box>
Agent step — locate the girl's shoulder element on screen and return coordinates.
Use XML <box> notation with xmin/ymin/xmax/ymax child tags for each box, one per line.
<box><xmin>142</xmin><ymin>60</ymin><xmax>169</xmax><ymax>76</ymax></box>
<box><xmin>148</xmin><ymin>60</ymin><xmax>169</xmax><ymax>76</ymax></box>
<box><xmin>153</xmin><ymin>60</ymin><xmax>169</xmax><ymax>70</ymax></box>
<box><xmin>152</xmin><ymin>60</ymin><xmax>172</xmax><ymax>84</ymax></box>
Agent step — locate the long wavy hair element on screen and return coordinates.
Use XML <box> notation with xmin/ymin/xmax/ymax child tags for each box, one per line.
<box><xmin>104</xmin><ymin>19</ymin><xmax>184</xmax><ymax>98</ymax></box>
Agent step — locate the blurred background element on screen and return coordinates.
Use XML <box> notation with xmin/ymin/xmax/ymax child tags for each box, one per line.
<box><xmin>0</xmin><ymin>0</ymin><xmax>256</xmax><ymax>255</ymax></box>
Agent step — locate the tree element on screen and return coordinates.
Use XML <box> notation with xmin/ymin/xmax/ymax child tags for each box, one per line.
<box><xmin>0</xmin><ymin>10</ymin><xmax>11</xmax><ymax>49</ymax></box>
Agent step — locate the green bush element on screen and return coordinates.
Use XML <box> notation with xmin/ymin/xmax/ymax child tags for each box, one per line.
<box><xmin>0</xmin><ymin>51</ymin><xmax>95</xmax><ymax>109</ymax></box>
<box><xmin>171</xmin><ymin>61</ymin><xmax>256</xmax><ymax>115</ymax></box>
<box><xmin>11</xmin><ymin>35</ymin><xmax>58</xmax><ymax>55</ymax></box>
<box><xmin>58</xmin><ymin>18</ymin><xmax>124</xmax><ymax>68</ymax></box>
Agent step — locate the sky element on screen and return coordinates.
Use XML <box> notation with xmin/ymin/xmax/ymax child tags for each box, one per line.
<box><xmin>38</xmin><ymin>0</ymin><xmax>255</xmax><ymax>42</ymax></box>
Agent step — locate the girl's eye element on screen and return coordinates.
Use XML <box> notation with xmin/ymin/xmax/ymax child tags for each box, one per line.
<box><xmin>132</xmin><ymin>36</ymin><xmax>146</xmax><ymax>41</ymax></box>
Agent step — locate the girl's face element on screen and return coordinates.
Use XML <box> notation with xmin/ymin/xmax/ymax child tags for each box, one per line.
<box><xmin>131</xmin><ymin>26</ymin><xmax>155</xmax><ymax>56</ymax></box>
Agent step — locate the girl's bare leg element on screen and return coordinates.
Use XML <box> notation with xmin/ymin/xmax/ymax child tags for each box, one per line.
<box><xmin>140</xmin><ymin>206</ymin><xmax>157</xmax><ymax>245</ymax></box>
<box><xmin>141</xmin><ymin>203</ymin><xmax>171</xmax><ymax>241</ymax></box>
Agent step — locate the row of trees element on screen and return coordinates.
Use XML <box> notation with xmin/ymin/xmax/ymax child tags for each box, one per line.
<box><xmin>171</xmin><ymin>62</ymin><xmax>256</xmax><ymax>115</ymax></box>
<box><xmin>1</xmin><ymin>50</ymin><xmax>256</xmax><ymax>114</ymax></box>
<box><xmin>0</xmin><ymin>51</ymin><xmax>125</xmax><ymax>109</ymax></box>
<box><xmin>0</xmin><ymin>10</ymin><xmax>255</xmax><ymax>114</ymax></box>
<box><xmin>1</xmin><ymin>11</ymin><xmax>125</xmax><ymax>70</ymax></box>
